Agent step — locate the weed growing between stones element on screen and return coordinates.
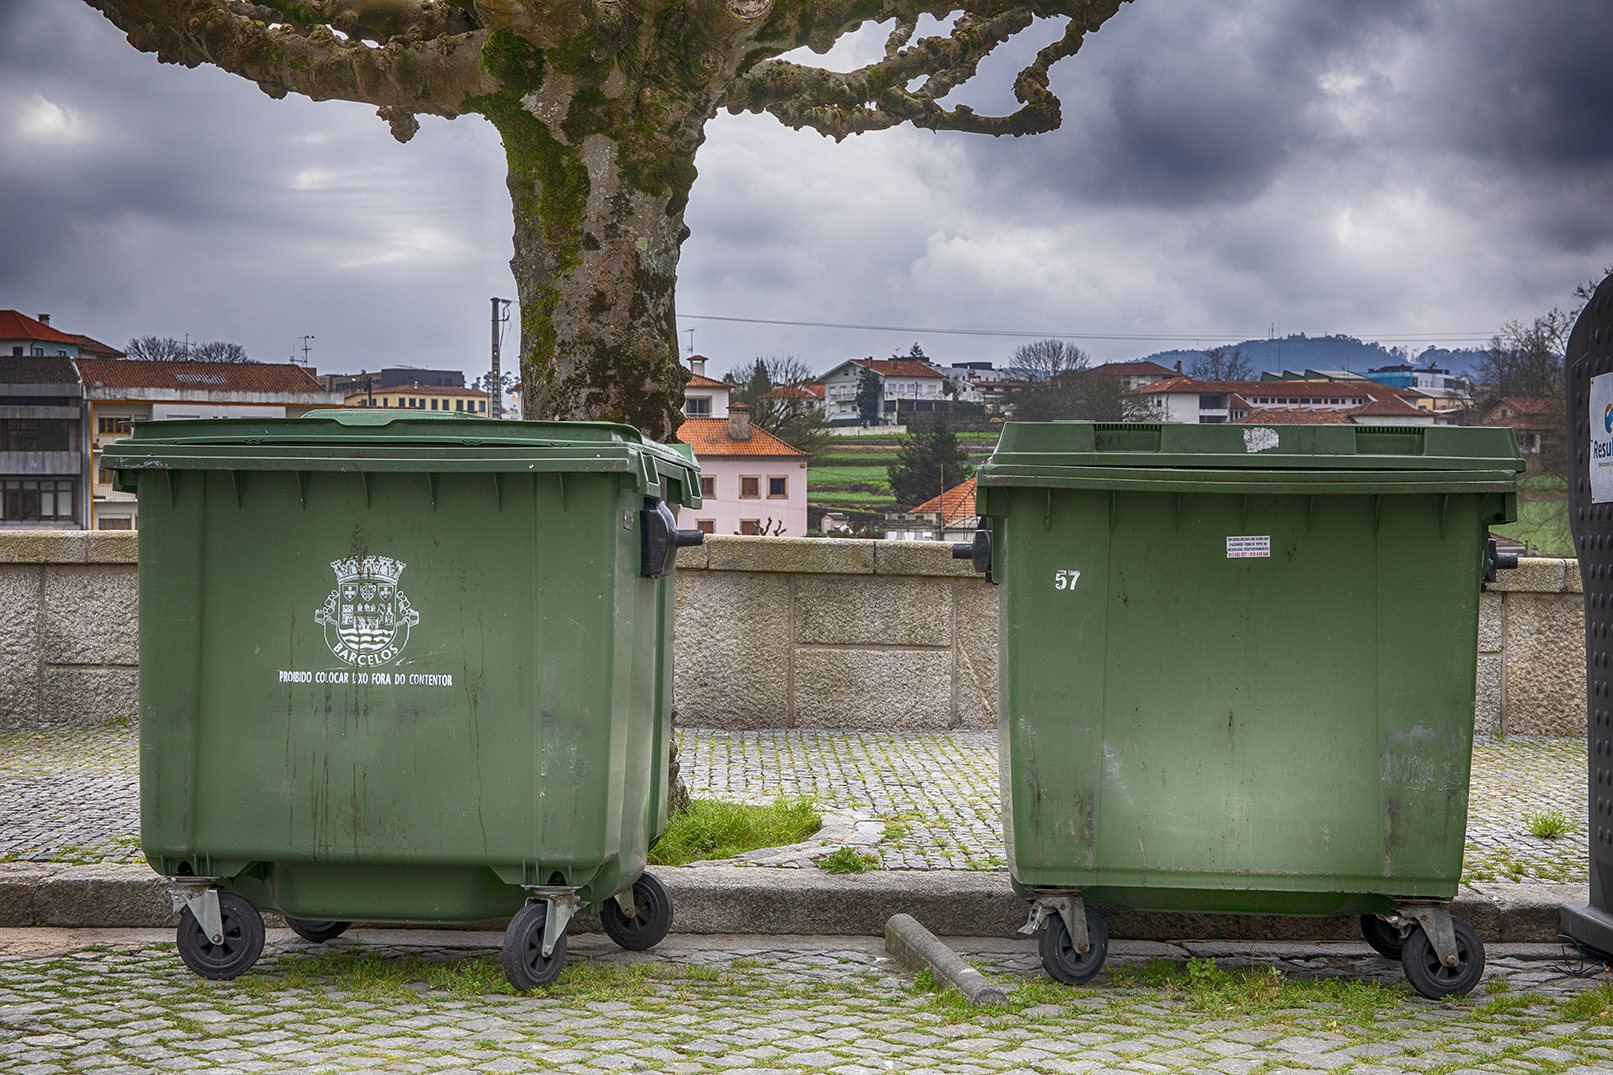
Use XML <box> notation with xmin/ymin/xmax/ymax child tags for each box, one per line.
<box><xmin>1109</xmin><ymin>957</ymin><xmax>1413</xmax><ymax>1017</ymax></box>
<box><xmin>1561</xmin><ymin>982</ymin><xmax>1613</xmax><ymax>1021</ymax></box>
<box><xmin>648</xmin><ymin>796</ymin><xmax>821</xmax><ymax>866</ymax></box>
<box><xmin>818</xmin><ymin>846</ymin><xmax>880</xmax><ymax>873</ymax></box>
<box><xmin>1525</xmin><ymin>807</ymin><xmax>1570</xmax><ymax>838</ymax></box>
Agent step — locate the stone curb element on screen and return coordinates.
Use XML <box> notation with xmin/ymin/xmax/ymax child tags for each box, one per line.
<box><xmin>885</xmin><ymin>913</ymin><xmax>1009</xmax><ymax>1005</ymax></box>
<box><xmin>0</xmin><ymin>862</ymin><xmax>1589</xmax><ymax>942</ymax></box>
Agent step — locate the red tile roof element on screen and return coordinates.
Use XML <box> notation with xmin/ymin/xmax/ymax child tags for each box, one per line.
<box><xmin>61</xmin><ymin>333</ymin><xmax>124</xmax><ymax>357</ymax></box>
<box><xmin>0</xmin><ymin>310</ymin><xmax>82</xmax><ymax>346</ymax></box>
<box><xmin>687</xmin><ymin>373</ymin><xmax>728</xmax><ymax>389</ymax></box>
<box><xmin>1348</xmin><ymin>395</ymin><xmax>1429</xmax><ymax>417</ymax></box>
<box><xmin>1235</xmin><ymin>408</ymin><xmax>1352</xmax><ymax>425</ymax></box>
<box><xmin>910</xmin><ymin>477</ymin><xmax>977</xmax><ymax>522</ymax></box>
<box><xmin>1087</xmin><ymin>360</ymin><xmax>1177</xmax><ymax>377</ymax></box>
<box><xmin>854</xmin><ymin>359</ymin><xmax>947</xmax><ymax>378</ymax></box>
<box><xmin>761</xmin><ymin>384</ymin><xmax>825</xmax><ymax>400</ymax></box>
<box><xmin>675</xmin><ymin>417</ymin><xmax>810</xmax><ymax>457</ymax></box>
<box><xmin>77</xmin><ymin>358</ymin><xmax>326</xmax><ymax>394</ymax></box>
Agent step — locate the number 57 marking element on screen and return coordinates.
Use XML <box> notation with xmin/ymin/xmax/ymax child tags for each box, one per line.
<box><xmin>1054</xmin><ymin>569</ymin><xmax>1081</xmax><ymax>590</ymax></box>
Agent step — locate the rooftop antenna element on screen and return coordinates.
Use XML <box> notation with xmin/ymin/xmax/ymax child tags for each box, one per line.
<box><xmin>297</xmin><ymin>335</ymin><xmax>315</xmax><ymax>366</ymax></box>
<box><xmin>684</xmin><ymin>326</ymin><xmax>696</xmax><ymax>358</ymax></box>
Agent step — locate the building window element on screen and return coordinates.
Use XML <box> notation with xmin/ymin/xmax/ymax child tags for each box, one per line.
<box><xmin>739</xmin><ymin>520</ymin><xmax>761</xmax><ymax>535</ymax></box>
<box><xmin>739</xmin><ymin>476</ymin><xmax>760</xmax><ymax>499</ymax></box>
<box><xmin>1198</xmin><ymin>395</ymin><xmax>1225</xmax><ymax>409</ymax></box>
<box><xmin>31</xmin><ymin>347</ymin><xmax>43</xmax><ymax>356</ymax></box>
<box><xmin>1</xmin><ymin>479</ymin><xmax>76</xmax><ymax>522</ymax></box>
<box><xmin>768</xmin><ymin>476</ymin><xmax>787</xmax><ymax>498</ymax></box>
<box><xmin>697</xmin><ymin>520</ymin><xmax>715</xmax><ymax>534</ymax></box>
<box><xmin>699</xmin><ymin>476</ymin><xmax>715</xmax><ymax>497</ymax></box>
<box><xmin>479</xmin><ymin>401</ymin><xmax>487</xmax><ymax>413</ymax></box>
<box><xmin>686</xmin><ymin>397</ymin><xmax>712</xmax><ymax>417</ymax></box>
<box><xmin>3</xmin><ymin>419</ymin><xmax>72</xmax><ymax>451</ymax></box>
<box><xmin>97</xmin><ymin>416</ymin><xmax>134</xmax><ymax>435</ymax></box>
<box><xmin>1198</xmin><ymin>416</ymin><xmax>1226</xmax><ymax>424</ymax></box>
<box><xmin>99</xmin><ymin>517</ymin><xmax>134</xmax><ymax>530</ymax></box>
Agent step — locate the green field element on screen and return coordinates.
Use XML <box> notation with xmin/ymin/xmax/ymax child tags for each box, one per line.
<box><xmin>1492</xmin><ymin>496</ymin><xmax>1571</xmax><ymax>556</ymax></box>
<box><xmin>806</xmin><ymin>430</ymin><xmax>998</xmax><ymax>515</ymax></box>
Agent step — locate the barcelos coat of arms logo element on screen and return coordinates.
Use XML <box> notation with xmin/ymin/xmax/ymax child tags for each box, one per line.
<box><xmin>314</xmin><ymin>556</ymin><xmax>419</xmax><ymax>666</ymax></box>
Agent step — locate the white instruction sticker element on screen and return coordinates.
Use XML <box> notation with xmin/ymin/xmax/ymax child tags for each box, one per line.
<box><xmin>1243</xmin><ymin>427</ymin><xmax>1279</xmax><ymax>453</ymax></box>
<box><xmin>1592</xmin><ymin>373</ymin><xmax>1613</xmax><ymax>503</ymax></box>
<box><xmin>1227</xmin><ymin>535</ymin><xmax>1270</xmax><ymax>559</ymax></box>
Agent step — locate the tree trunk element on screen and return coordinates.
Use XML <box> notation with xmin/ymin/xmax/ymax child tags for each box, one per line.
<box><xmin>468</xmin><ymin>38</ymin><xmax>702</xmax><ymax>443</ymax></box>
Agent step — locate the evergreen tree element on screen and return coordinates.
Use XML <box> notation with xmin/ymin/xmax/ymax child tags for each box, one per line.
<box><xmin>888</xmin><ymin>414</ymin><xmax>974</xmax><ymax>508</ymax></box>
<box><xmin>855</xmin><ymin>364</ymin><xmax>883</xmax><ymax>425</ymax></box>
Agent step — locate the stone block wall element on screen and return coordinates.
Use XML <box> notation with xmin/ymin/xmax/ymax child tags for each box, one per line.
<box><xmin>673</xmin><ymin>537</ymin><xmax>997</xmax><ymax>730</ymax></box>
<box><xmin>0</xmin><ymin>532</ymin><xmax>139</xmax><ymax>725</ymax></box>
<box><xmin>0</xmin><ymin>532</ymin><xmax>1592</xmax><ymax>736</ymax></box>
<box><xmin>1479</xmin><ymin>557</ymin><xmax>1586</xmax><ymax>737</ymax></box>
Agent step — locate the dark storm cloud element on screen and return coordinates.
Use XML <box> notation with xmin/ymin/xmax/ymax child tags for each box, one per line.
<box><xmin>0</xmin><ymin>1</ymin><xmax>513</xmax><ymax>370</ymax></box>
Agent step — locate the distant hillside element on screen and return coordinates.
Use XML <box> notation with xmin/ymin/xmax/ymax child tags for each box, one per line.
<box><xmin>1140</xmin><ymin>335</ymin><xmax>1484</xmax><ymax>378</ymax></box>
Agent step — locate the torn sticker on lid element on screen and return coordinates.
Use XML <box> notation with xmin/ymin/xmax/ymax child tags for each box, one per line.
<box><xmin>1243</xmin><ymin>427</ymin><xmax>1279</xmax><ymax>453</ymax></box>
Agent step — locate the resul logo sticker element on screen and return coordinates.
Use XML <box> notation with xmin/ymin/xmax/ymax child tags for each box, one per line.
<box><xmin>314</xmin><ymin>555</ymin><xmax>420</xmax><ymax>666</ymax></box>
<box><xmin>1591</xmin><ymin>373</ymin><xmax>1613</xmax><ymax>504</ymax></box>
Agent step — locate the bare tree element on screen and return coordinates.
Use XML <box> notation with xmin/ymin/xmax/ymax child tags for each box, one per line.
<box><xmin>727</xmin><ymin>355</ymin><xmax>831</xmax><ymax>454</ymax></box>
<box><xmin>125</xmin><ymin>336</ymin><xmax>252</xmax><ymax>362</ymax></box>
<box><xmin>86</xmin><ymin>0</ymin><xmax>1132</xmax><ymax>441</ymax></box>
<box><xmin>1474</xmin><ymin>310</ymin><xmax>1571</xmax><ymax>412</ymax></box>
<box><xmin>1006</xmin><ymin>338</ymin><xmax>1147</xmax><ymax>421</ymax></box>
<box><xmin>1188</xmin><ymin>346</ymin><xmax>1252</xmax><ymax>381</ymax></box>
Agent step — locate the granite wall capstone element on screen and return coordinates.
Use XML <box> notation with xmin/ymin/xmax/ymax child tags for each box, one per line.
<box><xmin>0</xmin><ymin>532</ymin><xmax>1589</xmax><ymax>736</ymax></box>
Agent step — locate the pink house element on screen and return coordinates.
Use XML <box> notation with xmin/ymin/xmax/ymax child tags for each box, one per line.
<box><xmin>675</xmin><ymin>404</ymin><xmax>809</xmax><ymax>536</ymax></box>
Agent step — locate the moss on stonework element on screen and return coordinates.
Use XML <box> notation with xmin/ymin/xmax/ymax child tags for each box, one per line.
<box><xmin>477</xmin><ymin>29</ymin><xmax>543</xmax><ymax>95</ymax></box>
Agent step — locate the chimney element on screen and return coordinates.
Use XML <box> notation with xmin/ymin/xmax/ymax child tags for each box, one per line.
<box><xmin>690</xmin><ymin>355</ymin><xmax>706</xmax><ymax>377</ymax></box>
<box><xmin>37</xmin><ymin>314</ymin><xmax>50</xmax><ymax>327</ymax></box>
<box><xmin>729</xmin><ymin>402</ymin><xmax>752</xmax><ymax>441</ymax></box>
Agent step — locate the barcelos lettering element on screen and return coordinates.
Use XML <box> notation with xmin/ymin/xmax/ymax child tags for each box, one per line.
<box><xmin>314</xmin><ymin>555</ymin><xmax>419</xmax><ymax>666</ymax></box>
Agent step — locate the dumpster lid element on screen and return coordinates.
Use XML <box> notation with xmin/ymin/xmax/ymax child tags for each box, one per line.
<box><xmin>983</xmin><ymin>422</ymin><xmax>1525</xmax><ymax>474</ymax></box>
<box><xmin>100</xmin><ymin>411</ymin><xmax>703</xmax><ymax>506</ymax></box>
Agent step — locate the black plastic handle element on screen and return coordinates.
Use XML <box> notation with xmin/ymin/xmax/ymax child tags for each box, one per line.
<box><xmin>953</xmin><ymin>528</ymin><xmax>992</xmax><ymax>576</ymax></box>
<box><xmin>674</xmin><ymin>529</ymin><xmax>706</xmax><ymax>547</ymax></box>
<box><xmin>1485</xmin><ymin>537</ymin><xmax>1520</xmax><ymax>584</ymax></box>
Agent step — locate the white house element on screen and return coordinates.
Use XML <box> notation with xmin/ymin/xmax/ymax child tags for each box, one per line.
<box><xmin>1128</xmin><ymin>377</ymin><xmax>1439</xmax><ymax>426</ymax></box>
<box><xmin>682</xmin><ymin>355</ymin><xmax>730</xmax><ymax>418</ymax></box>
<box><xmin>818</xmin><ymin>358</ymin><xmax>951</xmax><ymax>425</ymax></box>
<box><xmin>674</xmin><ymin>404</ymin><xmax>809</xmax><ymax>536</ymax></box>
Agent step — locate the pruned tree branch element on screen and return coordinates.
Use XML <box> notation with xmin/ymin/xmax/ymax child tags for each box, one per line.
<box><xmin>87</xmin><ymin>0</ymin><xmax>500</xmax><ymax>140</ymax></box>
<box><xmin>726</xmin><ymin>0</ymin><xmax>1125</xmax><ymax>140</ymax></box>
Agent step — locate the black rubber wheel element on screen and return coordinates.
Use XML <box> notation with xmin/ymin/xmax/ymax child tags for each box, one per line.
<box><xmin>284</xmin><ymin>917</ymin><xmax>351</xmax><ymax>944</ymax></box>
<box><xmin>1401</xmin><ymin>915</ymin><xmax>1484</xmax><ymax>999</ymax></box>
<box><xmin>1360</xmin><ymin>914</ymin><xmax>1406</xmax><ymax>959</ymax></box>
<box><xmin>501</xmin><ymin>902</ymin><xmax>567</xmax><ymax>989</ymax></box>
<box><xmin>1039</xmin><ymin>905</ymin><xmax>1109</xmax><ymax>985</ymax></box>
<box><xmin>176</xmin><ymin>891</ymin><xmax>265</xmax><ymax>980</ymax></box>
<box><xmin>600</xmin><ymin>872</ymin><xmax>674</xmax><ymax>952</ymax></box>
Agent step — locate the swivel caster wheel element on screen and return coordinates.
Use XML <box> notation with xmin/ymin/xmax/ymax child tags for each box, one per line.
<box><xmin>284</xmin><ymin>918</ymin><xmax>351</xmax><ymax>944</ymax></box>
<box><xmin>1359</xmin><ymin>914</ymin><xmax>1407</xmax><ymax>960</ymax></box>
<box><xmin>501</xmin><ymin>901</ymin><xmax>567</xmax><ymax>989</ymax></box>
<box><xmin>1039</xmin><ymin>905</ymin><xmax>1108</xmax><ymax>985</ymax></box>
<box><xmin>1401</xmin><ymin>915</ymin><xmax>1484</xmax><ymax>999</ymax></box>
<box><xmin>601</xmin><ymin>872</ymin><xmax>674</xmax><ymax>952</ymax></box>
<box><xmin>177</xmin><ymin>891</ymin><xmax>265</xmax><ymax>980</ymax></box>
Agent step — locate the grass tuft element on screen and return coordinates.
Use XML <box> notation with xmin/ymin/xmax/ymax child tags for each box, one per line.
<box><xmin>648</xmin><ymin>796</ymin><xmax>821</xmax><ymax>866</ymax></box>
<box><xmin>1523</xmin><ymin>808</ymin><xmax>1570</xmax><ymax>839</ymax></box>
<box><xmin>818</xmin><ymin>846</ymin><xmax>879</xmax><ymax>873</ymax></box>
<box><xmin>1561</xmin><ymin>982</ymin><xmax>1613</xmax><ymax>1022</ymax></box>
<box><xmin>1109</xmin><ymin>957</ymin><xmax>1410</xmax><ymax>1016</ymax></box>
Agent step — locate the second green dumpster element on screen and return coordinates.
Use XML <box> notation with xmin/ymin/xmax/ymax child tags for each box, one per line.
<box><xmin>106</xmin><ymin>411</ymin><xmax>704</xmax><ymax>988</ymax></box>
<box><xmin>966</xmin><ymin>421</ymin><xmax>1522</xmax><ymax>999</ymax></box>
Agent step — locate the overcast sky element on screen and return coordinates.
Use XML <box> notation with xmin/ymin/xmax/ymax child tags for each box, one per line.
<box><xmin>3</xmin><ymin>0</ymin><xmax>1612</xmax><ymax>383</ymax></box>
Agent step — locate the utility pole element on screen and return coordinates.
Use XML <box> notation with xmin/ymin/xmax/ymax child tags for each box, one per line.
<box><xmin>491</xmin><ymin>298</ymin><xmax>513</xmax><ymax>419</ymax></box>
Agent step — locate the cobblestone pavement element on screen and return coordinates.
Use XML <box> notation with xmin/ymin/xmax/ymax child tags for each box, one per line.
<box><xmin>0</xmin><ymin>724</ymin><xmax>1590</xmax><ymax>883</ymax></box>
<box><xmin>2</xmin><ymin>929</ymin><xmax>1612</xmax><ymax>1074</ymax></box>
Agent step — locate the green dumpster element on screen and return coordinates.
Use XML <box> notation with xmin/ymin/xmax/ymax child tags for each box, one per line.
<box><xmin>964</xmin><ymin>421</ymin><xmax>1522</xmax><ymax>998</ymax></box>
<box><xmin>105</xmin><ymin>411</ymin><xmax>704</xmax><ymax>986</ymax></box>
